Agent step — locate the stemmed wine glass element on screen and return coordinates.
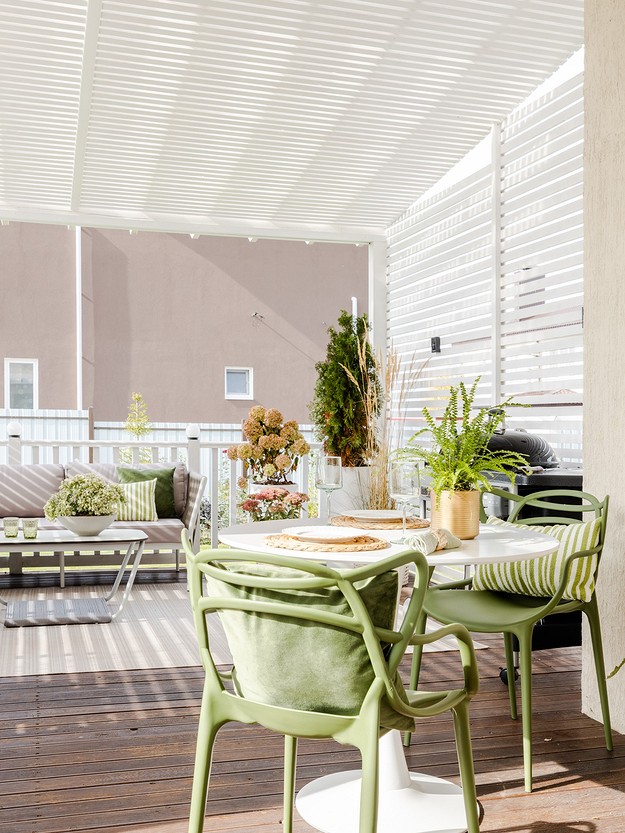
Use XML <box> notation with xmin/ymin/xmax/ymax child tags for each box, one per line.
<box><xmin>315</xmin><ymin>456</ymin><xmax>343</xmax><ymax>519</ymax></box>
<box><xmin>389</xmin><ymin>460</ymin><xmax>421</xmax><ymax>542</ymax></box>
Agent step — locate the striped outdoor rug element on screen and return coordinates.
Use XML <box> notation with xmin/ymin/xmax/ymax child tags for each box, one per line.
<box><xmin>0</xmin><ymin>582</ymin><xmax>486</xmax><ymax>677</ymax></box>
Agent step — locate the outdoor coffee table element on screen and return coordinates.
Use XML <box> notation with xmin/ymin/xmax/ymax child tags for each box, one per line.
<box><xmin>0</xmin><ymin>528</ymin><xmax>147</xmax><ymax>626</ymax></box>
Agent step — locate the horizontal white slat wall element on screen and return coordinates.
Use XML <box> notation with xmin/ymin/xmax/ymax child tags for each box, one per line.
<box><xmin>387</xmin><ymin>71</ymin><xmax>584</xmax><ymax>463</ymax></box>
<box><xmin>499</xmin><ymin>73</ymin><xmax>583</xmax><ymax>462</ymax></box>
<box><xmin>387</xmin><ymin>167</ymin><xmax>494</xmax><ymax>442</ymax></box>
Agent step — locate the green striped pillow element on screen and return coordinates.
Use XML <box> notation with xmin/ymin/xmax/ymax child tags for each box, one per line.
<box><xmin>116</xmin><ymin>478</ymin><xmax>158</xmax><ymax>522</ymax></box>
<box><xmin>472</xmin><ymin>516</ymin><xmax>601</xmax><ymax>603</ymax></box>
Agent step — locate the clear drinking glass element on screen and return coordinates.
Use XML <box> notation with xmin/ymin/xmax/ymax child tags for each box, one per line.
<box><xmin>3</xmin><ymin>517</ymin><xmax>19</xmax><ymax>538</ymax></box>
<box><xmin>22</xmin><ymin>518</ymin><xmax>39</xmax><ymax>539</ymax></box>
<box><xmin>389</xmin><ymin>461</ymin><xmax>421</xmax><ymax>542</ymax></box>
<box><xmin>315</xmin><ymin>456</ymin><xmax>343</xmax><ymax>519</ymax></box>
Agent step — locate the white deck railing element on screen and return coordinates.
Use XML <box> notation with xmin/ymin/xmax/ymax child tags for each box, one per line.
<box><xmin>1</xmin><ymin>422</ymin><xmax>321</xmax><ymax>549</ymax></box>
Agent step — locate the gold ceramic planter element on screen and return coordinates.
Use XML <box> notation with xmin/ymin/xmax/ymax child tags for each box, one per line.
<box><xmin>430</xmin><ymin>489</ymin><xmax>480</xmax><ymax>540</ymax></box>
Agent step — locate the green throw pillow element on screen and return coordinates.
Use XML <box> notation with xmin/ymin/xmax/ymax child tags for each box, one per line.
<box><xmin>205</xmin><ymin>564</ymin><xmax>414</xmax><ymax>731</ymax></box>
<box><xmin>472</xmin><ymin>516</ymin><xmax>601</xmax><ymax>602</ymax></box>
<box><xmin>117</xmin><ymin>466</ymin><xmax>177</xmax><ymax>518</ymax></box>
<box><xmin>116</xmin><ymin>478</ymin><xmax>158</xmax><ymax>522</ymax></box>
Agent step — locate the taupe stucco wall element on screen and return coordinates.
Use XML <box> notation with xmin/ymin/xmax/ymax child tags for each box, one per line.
<box><xmin>1</xmin><ymin>223</ymin><xmax>368</xmax><ymax>423</ymax></box>
<box><xmin>583</xmin><ymin>0</ymin><xmax>625</xmax><ymax>732</ymax></box>
<box><xmin>0</xmin><ymin>223</ymin><xmax>76</xmax><ymax>408</ymax></box>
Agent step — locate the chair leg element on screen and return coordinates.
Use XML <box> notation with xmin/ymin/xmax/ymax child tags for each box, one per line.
<box><xmin>283</xmin><ymin>735</ymin><xmax>298</xmax><ymax>833</ymax></box>
<box><xmin>503</xmin><ymin>631</ymin><xmax>518</xmax><ymax>720</ymax></box>
<box><xmin>188</xmin><ymin>684</ymin><xmax>222</xmax><ymax>833</ymax></box>
<box><xmin>452</xmin><ymin>701</ymin><xmax>480</xmax><ymax>833</ymax></box>
<box><xmin>584</xmin><ymin>601</ymin><xmax>613</xmax><ymax>751</ymax></box>
<box><xmin>403</xmin><ymin>609</ymin><xmax>427</xmax><ymax>747</ymax></box>
<box><xmin>517</xmin><ymin>629</ymin><xmax>534</xmax><ymax>793</ymax></box>
<box><xmin>358</xmin><ymin>725</ymin><xmax>380</xmax><ymax>833</ymax></box>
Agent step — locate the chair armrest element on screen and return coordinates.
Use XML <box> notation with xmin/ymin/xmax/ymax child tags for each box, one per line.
<box><xmin>428</xmin><ymin>577</ymin><xmax>473</xmax><ymax>591</ymax></box>
<box><xmin>410</xmin><ymin>622</ymin><xmax>479</xmax><ymax>699</ymax></box>
<box><xmin>182</xmin><ymin>472</ymin><xmax>207</xmax><ymax>552</ymax></box>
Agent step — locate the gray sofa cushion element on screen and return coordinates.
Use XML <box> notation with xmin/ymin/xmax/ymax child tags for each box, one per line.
<box><xmin>64</xmin><ymin>462</ymin><xmax>117</xmax><ymax>482</ymax></box>
<box><xmin>0</xmin><ymin>464</ymin><xmax>65</xmax><ymax>517</ymax></box>
<box><xmin>64</xmin><ymin>462</ymin><xmax>188</xmax><ymax>517</ymax></box>
<box><xmin>110</xmin><ymin>519</ymin><xmax>185</xmax><ymax>545</ymax></box>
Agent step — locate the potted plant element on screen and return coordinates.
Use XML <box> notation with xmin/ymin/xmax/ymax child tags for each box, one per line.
<box><xmin>239</xmin><ymin>486</ymin><xmax>309</xmax><ymax>522</ymax></box>
<box><xmin>310</xmin><ymin>310</ymin><xmax>382</xmax><ymax>512</ymax></box>
<box><xmin>403</xmin><ymin>378</ymin><xmax>528</xmax><ymax>539</ymax></box>
<box><xmin>311</xmin><ymin>310</ymin><xmax>381</xmax><ymax>468</ymax></box>
<box><xmin>44</xmin><ymin>474</ymin><xmax>125</xmax><ymax>537</ymax></box>
<box><xmin>227</xmin><ymin>406</ymin><xmax>310</xmax><ymax>486</ymax></box>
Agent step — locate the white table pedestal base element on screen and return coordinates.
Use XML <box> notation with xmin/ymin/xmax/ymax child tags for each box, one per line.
<box><xmin>296</xmin><ymin>732</ymin><xmax>472</xmax><ymax>833</ymax></box>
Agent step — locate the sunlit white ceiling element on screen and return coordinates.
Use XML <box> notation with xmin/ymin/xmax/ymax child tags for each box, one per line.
<box><xmin>0</xmin><ymin>0</ymin><xmax>583</xmax><ymax>240</ymax></box>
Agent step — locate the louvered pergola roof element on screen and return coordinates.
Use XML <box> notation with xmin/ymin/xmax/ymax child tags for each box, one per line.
<box><xmin>0</xmin><ymin>0</ymin><xmax>583</xmax><ymax>241</ymax></box>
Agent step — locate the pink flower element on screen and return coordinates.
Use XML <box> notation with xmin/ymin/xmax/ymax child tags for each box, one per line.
<box><xmin>226</xmin><ymin>446</ymin><xmax>239</xmax><ymax>460</ymax></box>
<box><xmin>241</xmin><ymin>498</ymin><xmax>260</xmax><ymax>512</ymax></box>
<box><xmin>284</xmin><ymin>492</ymin><xmax>308</xmax><ymax>505</ymax></box>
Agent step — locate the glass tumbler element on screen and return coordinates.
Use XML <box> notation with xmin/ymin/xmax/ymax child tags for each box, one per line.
<box><xmin>22</xmin><ymin>518</ymin><xmax>39</xmax><ymax>539</ymax></box>
<box><xmin>3</xmin><ymin>517</ymin><xmax>19</xmax><ymax>538</ymax></box>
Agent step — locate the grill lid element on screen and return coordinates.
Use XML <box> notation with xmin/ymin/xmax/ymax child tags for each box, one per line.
<box><xmin>487</xmin><ymin>429</ymin><xmax>558</xmax><ymax>468</ymax></box>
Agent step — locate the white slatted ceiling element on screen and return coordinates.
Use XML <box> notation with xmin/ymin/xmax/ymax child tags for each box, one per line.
<box><xmin>387</xmin><ymin>166</ymin><xmax>494</xmax><ymax>438</ymax></box>
<box><xmin>0</xmin><ymin>0</ymin><xmax>583</xmax><ymax>235</ymax></box>
<box><xmin>386</xmin><ymin>70</ymin><xmax>583</xmax><ymax>464</ymax></box>
<box><xmin>499</xmin><ymin>73</ymin><xmax>583</xmax><ymax>462</ymax></box>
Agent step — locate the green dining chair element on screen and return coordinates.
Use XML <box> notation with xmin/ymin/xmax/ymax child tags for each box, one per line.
<box><xmin>404</xmin><ymin>488</ymin><xmax>612</xmax><ymax>793</ymax></box>
<box><xmin>181</xmin><ymin>532</ymin><xmax>481</xmax><ymax>833</ymax></box>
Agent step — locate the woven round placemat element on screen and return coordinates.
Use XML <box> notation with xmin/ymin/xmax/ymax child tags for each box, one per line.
<box><xmin>265</xmin><ymin>533</ymin><xmax>390</xmax><ymax>552</ymax></box>
<box><xmin>331</xmin><ymin>515</ymin><xmax>430</xmax><ymax>531</ymax></box>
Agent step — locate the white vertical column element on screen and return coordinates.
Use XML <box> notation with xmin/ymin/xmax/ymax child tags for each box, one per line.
<box><xmin>368</xmin><ymin>240</ymin><xmax>387</xmax><ymax>359</ymax></box>
<box><xmin>490</xmin><ymin>123</ymin><xmax>502</xmax><ymax>404</ymax></box>
<box><xmin>75</xmin><ymin>226</ymin><xmax>83</xmax><ymax>410</ymax></box>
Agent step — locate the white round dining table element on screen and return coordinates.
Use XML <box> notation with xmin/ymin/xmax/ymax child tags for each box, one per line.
<box><xmin>218</xmin><ymin>517</ymin><xmax>559</xmax><ymax>833</ymax></box>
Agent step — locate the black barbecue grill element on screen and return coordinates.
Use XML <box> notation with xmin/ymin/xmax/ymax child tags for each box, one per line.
<box><xmin>486</xmin><ymin>427</ymin><xmax>559</xmax><ymax>468</ymax></box>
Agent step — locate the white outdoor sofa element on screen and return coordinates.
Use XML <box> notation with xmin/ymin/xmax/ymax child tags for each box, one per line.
<box><xmin>0</xmin><ymin>461</ymin><xmax>207</xmax><ymax>580</ymax></box>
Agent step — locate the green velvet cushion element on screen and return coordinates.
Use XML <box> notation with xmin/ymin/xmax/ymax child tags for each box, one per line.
<box><xmin>472</xmin><ymin>516</ymin><xmax>601</xmax><ymax>602</ymax></box>
<box><xmin>206</xmin><ymin>564</ymin><xmax>414</xmax><ymax>731</ymax></box>
<box><xmin>117</xmin><ymin>466</ymin><xmax>177</xmax><ymax>518</ymax></box>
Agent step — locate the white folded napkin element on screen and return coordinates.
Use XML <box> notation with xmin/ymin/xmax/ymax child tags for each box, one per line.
<box><xmin>405</xmin><ymin>528</ymin><xmax>462</xmax><ymax>555</ymax></box>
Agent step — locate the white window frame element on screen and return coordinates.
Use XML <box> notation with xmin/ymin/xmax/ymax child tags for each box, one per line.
<box><xmin>224</xmin><ymin>366</ymin><xmax>253</xmax><ymax>400</ymax></box>
<box><xmin>4</xmin><ymin>358</ymin><xmax>39</xmax><ymax>409</ymax></box>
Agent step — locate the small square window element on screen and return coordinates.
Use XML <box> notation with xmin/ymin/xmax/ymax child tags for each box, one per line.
<box><xmin>225</xmin><ymin>367</ymin><xmax>253</xmax><ymax>400</ymax></box>
<box><xmin>4</xmin><ymin>359</ymin><xmax>38</xmax><ymax>409</ymax></box>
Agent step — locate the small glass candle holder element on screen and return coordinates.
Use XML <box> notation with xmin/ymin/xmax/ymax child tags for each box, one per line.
<box><xmin>3</xmin><ymin>517</ymin><xmax>19</xmax><ymax>538</ymax></box>
<box><xmin>22</xmin><ymin>518</ymin><xmax>38</xmax><ymax>540</ymax></box>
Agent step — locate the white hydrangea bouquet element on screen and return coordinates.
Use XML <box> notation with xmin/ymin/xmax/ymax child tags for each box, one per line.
<box><xmin>44</xmin><ymin>474</ymin><xmax>125</xmax><ymax>519</ymax></box>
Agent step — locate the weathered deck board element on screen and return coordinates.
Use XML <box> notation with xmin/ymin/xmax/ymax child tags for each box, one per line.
<box><xmin>0</xmin><ymin>642</ymin><xmax>623</xmax><ymax>833</ymax></box>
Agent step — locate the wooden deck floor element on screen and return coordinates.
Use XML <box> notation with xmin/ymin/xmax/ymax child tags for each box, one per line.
<box><xmin>1</xmin><ymin>639</ymin><xmax>623</xmax><ymax>833</ymax></box>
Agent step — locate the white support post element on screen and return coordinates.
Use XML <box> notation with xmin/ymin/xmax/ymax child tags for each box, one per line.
<box><xmin>75</xmin><ymin>226</ymin><xmax>83</xmax><ymax>410</ymax></box>
<box><xmin>368</xmin><ymin>240</ymin><xmax>388</xmax><ymax>360</ymax></box>
<box><xmin>186</xmin><ymin>423</ymin><xmax>201</xmax><ymax>472</ymax></box>
<box><xmin>7</xmin><ymin>421</ymin><xmax>22</xmax><ymax>464</ymax></box>
<box><xmin>491</xmin><ymin>122</ymin><xmax>503</xmax><ymax>404</ymax></box>
<box><xmin>210</xmin><ymin>448</ymin><xmax>220</xmax><ymax>548</ymax></box>
<box><xmin>229</xmin><ymin>459</ymin><xmax>238</xmax><ymax>525</ymax></box>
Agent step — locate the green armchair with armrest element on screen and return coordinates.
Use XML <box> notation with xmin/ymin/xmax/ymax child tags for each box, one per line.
<box><xmin>404</xmin><ymin>487</ymin><xmax>612</xmax><ymax>793</ymax></box>
<box><xmin>181</xmin><ymin>532</ymin><xmax>481</xmax><ymax>833</ymax></box>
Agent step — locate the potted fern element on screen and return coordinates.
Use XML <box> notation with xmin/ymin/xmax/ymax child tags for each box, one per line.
<box><xmin>403</xmin><ymin>378</ymin><xmax>528</xmax><ymax>539</ymax></box>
